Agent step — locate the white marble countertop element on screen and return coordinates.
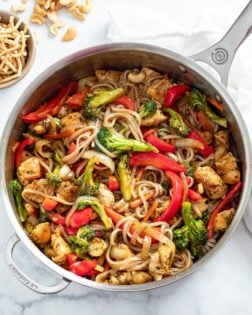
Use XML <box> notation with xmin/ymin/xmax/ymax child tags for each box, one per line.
<box><xmin>1</xmin><ymin>0</ymin><xmax>252</xmax><ymax>314</ymax></box>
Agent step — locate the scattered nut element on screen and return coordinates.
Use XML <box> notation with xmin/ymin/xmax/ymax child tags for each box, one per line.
<box><xmin>62</xmin><ymin>26</ymin><xmax>77</xmax><ymax>41</ymax></box>
<box><xmin>128</xmin><ymin>71</ymin><xmax>146</xmax><ymax>84</ymax></box>
<box><xmin>71</xmin><ymin>7</ymin><xmax>86</xmax><ymax>21</ymax></box>
<box><xmin>30</xmin><ymin>13</ymin><xmax>45</xmax><ymax>25</ymax></box>
<box><xmin>50</xmin><ymin>20</ymin><xmax>65</xmax><ymax>35</ymax></box>
<box><xmin>34</xmin><ymin>4</ymin><xmax>47</xmax><ymax>17</ymax></box>
<box><xmin>11</xmin><ymin>4</ymin><xmax>27</xmax><ymax>13</ymax></box>
<box><xmin>10</xmin><ymin>0</ymin><xmax>92</xmax><ymax>42</ymax></box>
<box><xmin>47</xmin><ymin>11</ymin><xmax>58</xmax><ymax>23</ymax></box>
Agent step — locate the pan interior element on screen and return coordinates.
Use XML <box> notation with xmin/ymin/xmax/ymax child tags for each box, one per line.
<box><xmin>2</xmin><ymin>44</ymin><xmax>250</xmax><ymax>291</ymax></box>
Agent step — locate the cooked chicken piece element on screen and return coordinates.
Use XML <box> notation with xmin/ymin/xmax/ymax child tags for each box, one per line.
<box><xmin>56</xmin><ymin>180</ymin><xmax>78</xmax><ymax>202</ymax></box>
<box><xmin>194</xmin><ymin>166</ymin><xmax>227</xmax><ymax>199</ymax></box>
<box><xmin>146</xmin><ymin>78</ymin><xmax>172</xmax><ymax>104</ymax></box>
<box><xmin>30</xmin><ymin>222</ymin><xmax>51</xmax><ymax>247</ymax></box>
<box><xmin>108</xmin><ymin>271</ymin><xmax>132</xmax><ymax>285</ymax></box>
<box><xmin>17</xmin><ymin>157</ymin><xmax>42</xmax><ymax>185</ymax></box>
<box><xmin>96</xmin><ymin>270</ymin><xmax>152</xmax><ymax>285</ymax></box>
<box><xmin>198</xmin><ymin>131</ymin><xmax>213</xmax><ymax>145</ymax></box>
<box><xmin>61</xmin><ymin>112</ymin><xmax>85</xmax><ymax>127</ymax></box>
<box><xmin>215</xmin><ymin>152</ymin><xmax>237</xmax><ymax>175</ymax></box>
<box><xmin>88</xmin><ymin>238</ymin><xmax>107</xmax><ymax>257</ymax></box>
<box><xmin>110</xmin><ymin>244</ymin><xmax>134</xmax><ymax>261</ymax></box>
<box><xmin>24</xmin><ymin>179</ymin><xmax>55</xmax><ymax>203</ymax></box>
<box><xmin>98</xmin><ymin>183</ymin><xmax>115</xmax><ymax>207</ymax></box>
<box><xmin>152</xmin><ymin>199</ymin><xmax>170</xmax><ymax>219</ymax></box>
<box><xmin>141</xmin><ymin>109</ymin><xmax>167</xmax><ymax>127</ymax></box>
<box><xmin>29</xmin><ymin>117</ymin><xmax>51</xmax><ymax>135</ymax></box>
<box><xmin>131</xmin><ymin>271</ymin><xmax>153</xmax><ymax>284</ymax></box>
<box><xmin>49</xmin><ymin>228</ymin><xmax>71</xmax><ymax>265</ymax></box>
<box><xmin>55</xmin><ymin>204</ymin><xmax>71</xmax><ymax>213</ymax></box>
<box><xmin>221</xmin><ymin>170</ymin><xmax>241</xmax><ymax>185</ymax></box>
<box><xmin>142</xmin><ymin>67</ymin><xmax>162</xmax><ymax>80</ymax></box>
<box><xmin>95</xmin><ymin>70</ymin><xmax>122</xmax><ymax>83</ymax></box>
<box><xmin>24</xmin><ymin>203</ymin><xmax>37</xmax><ymax>216</ymax></box>
<box><xmin>215</xmin><ymin>152</ymin><xmax>240</xmax><ymax>184</ymax></box>
<box><xmin>214</xmin><ymin>208</ymin><xmax>235</xmax><ymax>232</ymax></box>
<box><xmin>149</xmin><ymin>243</ymin><xmax>174</xmax><ymax>281</ymax></box>
<box><xmin>214</xmin><ymin>130</ymin><xmax>229</xmax><ymax>149</ymax></box>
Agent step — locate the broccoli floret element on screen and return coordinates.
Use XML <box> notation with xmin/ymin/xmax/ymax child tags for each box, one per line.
<box><xmin>181</xmin><ymin>161</ymin><xmax>194</xmax><ymax>176</ymax></box>
<box><xmin>84</xmin><ymin>88</ymin><xmax>124</xmax><ymax>120</ymax></box>
<box><xmin>173</xmin><ymin>202</ymin><xmax>207</xmax><ymax>256</ymax></box>
<box><xmin>164</xmin><ymin>108</ymin><xmax>189</xmax><ymax>137</ymax></box>
<box><xmin>139</xmin><ymin>100</ymin><xmax>157</xmax><ymax>119</ymax></box>
<box><xmin>188</xmin><ymin>89</ymin><xmax>227</xmax><ymax>128</ymax></box>
<box><xmin>39</xmin><ymin>209</ymin><xmax>50</xmax><ymax>223</ymax></box>
<box><xmin>117</xmin><ymin>155</ymin><xmax>132</xmax><ymax>201</ymax></box>
<box><xmin>69</xmin><ymin>225</ymin><xmax>95</xmax><ymax>258</ymax></box>
<box><xmin>173</xmin><ymin>225</ymin><xmax>190</xmax><ymax>251</ymax></box>
<box><xmin>76</xmin><ymin>157</ymin><xmax>99</xmax><ymax>197</ymax></box>
<box><xmin>9</xmin><ymin>179</ymin><xmax>27</xmax><ymax>222</ymax></box>
<box><xmin>53</xmin><ymin>150</ymin><xmax>63</xmax><ymax>165</ymax></box>
<box><xmin>46</xmin><ymin>165</ymin><xmax>62</xmax><ymax>185</ymax></box>
<box><xmin>97</xmin><ymin>127</ymin><xmax>157</xmax><ymax>155</ymax></box>
<box><xmin>77</xmin><ymin>199</ymin><xmax>112</xmax><ymax>229</ymax></box>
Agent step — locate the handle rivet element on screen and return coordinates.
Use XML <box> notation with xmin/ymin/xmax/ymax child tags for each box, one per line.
<box><xmin>211</xmin><ymin>48</ymin><xmax>228</xmax><ymax>65</ymax></box>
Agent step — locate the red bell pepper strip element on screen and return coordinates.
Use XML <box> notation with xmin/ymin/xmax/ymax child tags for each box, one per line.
<box><xmin>69</xmin><ymin>207</ymin><xmax>93</xmax><ymax>229</ymax></box>
<box><xmin>129</xmin><ymin>152</ymin><xmax>186</xmax><ymax>173</ymax></box>
<box><xmin>207</xmin><ymin>181</ymin><xmax>242</xmax><ymax>240</ymax></box>
<box><xmin>154</xmin><ymin>170</ymin><xmax>183</xmax><ymax>222</ymax></box>
<box><xmin>43</xmin><ymin>127</ymin><xmax>75</xmax><ymax>140</ymax></box>
<box><xmin>67</xmin><ymin>254</ymin><xmax>78</xmax><ymax>265</ymax></box>
<box><xmin>22</xmin><ymin>81</ymin><xmax>78</xmax><ymax>123</ymax></box>
<box><xmin>42</xmin><ymin>198</ymin><xmax>58</xmax><ymax>211</ymax></box>
<box><xmin>187</xmin><ymin>131</ymin><xmax>213</xmax><ymax>158</ymax></box>
<box><xmin>15</xmin><ymin>138</ymin><xmax>35</xmax><ymax>169</ymax></box>
<box><xmin>49</xmin><ymin>213</ymin><xmax>66</xmax><ymax>225</ymax></box>
<box><xmin>69</xmin><ymin>259</ymin><xmax>98</xmax><ymax>277</ymax></box>
<box><xmin>164</xmin><ymin>85</ymin><xmax>190</xmax><ymax>108</ymax></box>
<box><xmin>64</xmin><ymin>226</ymin><xmax>79</xmax><ymax>235</ymax></box>
<box><xmin>68</xmin><ymin>143</ymin><xmax>76</xmax><ymax>154</ymax></box>
<box><xmin>188</xmin><ymin>189</ymin><xmax>203</xmax><ymax>201</ymax></box>
<box><xmin>145</xmin><ymin>132</ymin><xmax>176</xmax><ymax>153</ymax></box>
<box><xmin>51</xmin><ymin>81</ymin><xmax>78</xmax><ymax>116</ymax></box>
<box><xmin>114</xmin><ymin>95</ymin><xmax>135</xmax><ymax>110</ymax></box>
<box><xmin>71</xmin><ymin>160</ymin><xmax>86</xmax><ymax>175</ymax></box>
<box><xmin>67</xmin><ymin>90</ymin><xmax>87</xmax><ymax>108</ymax></box>
<box><xmin>108</xmin><ymin>175</ymin><xmax>119</xmax><ymax>191</ymax></box>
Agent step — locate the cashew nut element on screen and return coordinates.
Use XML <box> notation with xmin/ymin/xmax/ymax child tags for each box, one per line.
<box><xmin>62</xmin><ymin>26</ymin><xmax>77</xmax><ymax>41</ymax></box>
<box><xmin>128</xmin><ymin>71</ymin><xmax>146</xmax><ymax>84</ymax></box>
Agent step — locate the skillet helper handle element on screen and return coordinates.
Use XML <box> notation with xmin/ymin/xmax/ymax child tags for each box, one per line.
<box><xmin>190</xmin><ymin>0</ymin><xmax>252</xmax><ymax>86</ymax></box>
<box><xmin>5</xmin><ymin>234</ymin><xmax>70</xmax><ymax>294</ymax></box>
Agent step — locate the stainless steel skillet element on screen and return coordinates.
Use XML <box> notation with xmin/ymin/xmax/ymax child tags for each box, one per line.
<box><xmin>1</xmin><ymin>1</ymin><xmax>252</xmax><ymax>294</ymax></box>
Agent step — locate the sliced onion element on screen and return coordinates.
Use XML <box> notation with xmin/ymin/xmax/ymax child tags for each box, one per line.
<box><xmin>59</xmin><ymin>164</ymin><xmax>74</xmax><ymax>180</ymax></box>
<box><xmin>175</xmin><ymin>138</ymin><xmax>204</xmax><ymax>150</ymax></box>
<box><xmin>27</xmin><ymin>215</ymin><xmax>39</xmax><ymax>226</ymax></box>
<box><xmin>82</xmin><ymin>150</ymin><xmax>115</xmax><ymax>173</ymax></box>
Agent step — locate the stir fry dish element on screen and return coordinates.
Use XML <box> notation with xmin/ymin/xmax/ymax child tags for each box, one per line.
<box><xmin>10</xmin><ymin>68</ymin><xmax>242</xmax><ymax>285</ymax></box>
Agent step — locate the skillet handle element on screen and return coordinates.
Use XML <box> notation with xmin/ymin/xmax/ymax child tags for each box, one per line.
<box><xmin>190</xmin><ymin>0</ymin><xmax>252</xmax><ymax>86</ymax></box>
<box><xmin>5</xmin><ymin>234</ymin><xmax>70</xmax><ymax>294</ymax></box>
